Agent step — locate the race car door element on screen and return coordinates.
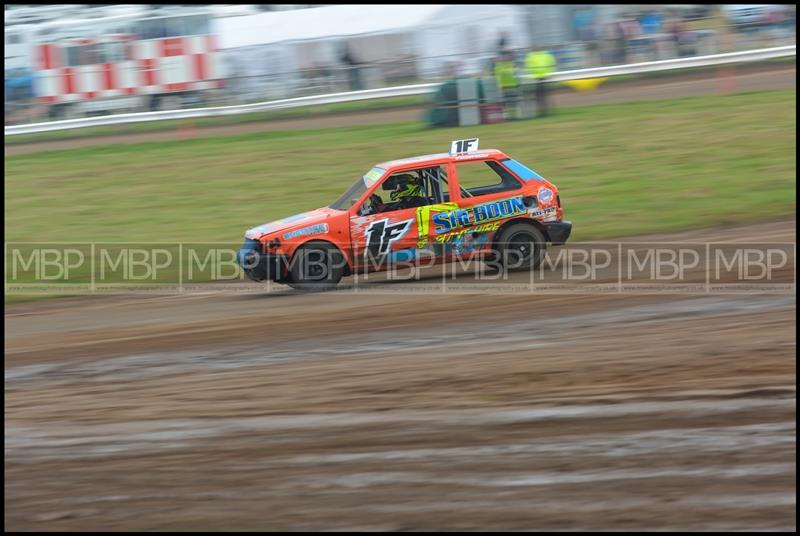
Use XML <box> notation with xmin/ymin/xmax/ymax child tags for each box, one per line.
<box><xmin>350</xmin><ymin>165</ymin><xmax>451</xmax><ymax>270</ymax></box>
<box><xmin>446</xmin><ymin>158</ymin><xmax>526</xmax><ymax>251</ymax></box>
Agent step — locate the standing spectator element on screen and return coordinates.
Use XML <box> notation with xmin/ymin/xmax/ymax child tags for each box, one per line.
<box><xmin>340</xmin><ymin>43</ymin><xmax>362</xmax><ymax>91</ymax></box>
<box><xmin>525</xmin><ymin>46</ymin><xmax>557</xmax><ymax>117</ymax></box>
<box><xmin>494</xmin><ymin>50</ymin><xmax>519</xmax><ymax>119</ymax></box>
<box><xmin>621</xmin><ymin>14</ymin><xmax>648</xmax><ymax>61</ymax></box>
<box><xmin>613</xmin><ymin>20</ymin><xmax>628</xmax><ymax>63</ymax></box>
<box><xmin>497</xmin><ymin>31</ymin><xmax>511</xmax><ymax>56</ymax></box>
<box><xmin>619</xmin><ymin>15</ymin><xmax>643</xmax><ymax>61</ymax></box>
<box><xmin>599</xmin><ymin>22</ymin><xmax>617</xmax><ymax>64</ymax></box>
<box><xmin>667</xmin><ymin>17</ymin><xmax>691</xmax><ymax>57</ymax></box>
<box><xmin>574</xmin><ymin>8</ymin><xmax>599</xmax><ymax>66</ymax></box>
<box><xmin>763</xmin><ymin>6</ymin><xmax>787</xmax><ymax>43</ymax></box>
<box><xmin>638</xmin><ymin>10</ymin><xmax>663</xmax><ymax>58</ymax></box>
<box><xmin>574</xmin><ymin>9</ymin><xmax>594</xmax><ymax>41</ymax></box>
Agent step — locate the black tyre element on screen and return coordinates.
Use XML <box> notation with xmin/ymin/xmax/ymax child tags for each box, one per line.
<box><xmin>493</xmin><ymin>223</ymin><xmax>546</xmax><ymax>272</ymax></box>
<box><xmin>286</xmin><ymin>241</ymin><xmax>346</xmax><ymax>291</ymax></box>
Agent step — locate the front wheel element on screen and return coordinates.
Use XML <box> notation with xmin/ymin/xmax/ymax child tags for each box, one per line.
<box><xmin>492</xmin><ymin>223</ymin><xmax>546</xmax><ymax>272</ymax></box>
<box><xmin>286</xmin><ymin>242</ymin><xmax>346</xmax><ymax>291</ymax></box>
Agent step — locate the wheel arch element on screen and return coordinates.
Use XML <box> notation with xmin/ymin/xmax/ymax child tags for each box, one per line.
<box><xmin>492</xmin><ymin>217</ymin><xmax>550</xmax><ymax>249</ymax></box>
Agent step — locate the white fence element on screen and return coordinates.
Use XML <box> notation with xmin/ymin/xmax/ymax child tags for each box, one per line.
<box><xmin>5</xmin><ymin>45</ymin><xmax>795</xmax><ymax>136</ymax></box>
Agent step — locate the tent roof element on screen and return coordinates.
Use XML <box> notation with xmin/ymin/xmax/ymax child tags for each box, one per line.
<box><xmin>217</xmin><ymin>4</ymin><xmax>452</xmax><ymax>49</ymax></box>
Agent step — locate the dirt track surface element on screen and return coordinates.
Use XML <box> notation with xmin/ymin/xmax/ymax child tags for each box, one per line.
<box><xmin>5</xmin><ymin>62</ymin><xmax>796</xmax><ymax>157</ymax></box>
<box><xmin>4</xmin><ymin>221</ymin><xmax>797</xmax><ymax>531</ymax></box>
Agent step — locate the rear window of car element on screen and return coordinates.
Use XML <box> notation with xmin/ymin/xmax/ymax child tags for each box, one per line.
<box><xmin>502</xmin><ymin>158</ymin><xmax>544</xmax><ymax>181</ymax></box>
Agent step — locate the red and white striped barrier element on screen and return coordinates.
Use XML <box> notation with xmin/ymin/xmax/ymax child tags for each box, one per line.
<box><xmin>34</xmin><ymin>34</ymin><xmax>222</xmax><ymax>105</ymax></box>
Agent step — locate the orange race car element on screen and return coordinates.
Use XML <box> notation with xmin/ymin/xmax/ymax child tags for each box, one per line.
<box><xmin>237</xmin><ymin>139</ymin><xmax>572</xmax><ymax>290</ymax></box>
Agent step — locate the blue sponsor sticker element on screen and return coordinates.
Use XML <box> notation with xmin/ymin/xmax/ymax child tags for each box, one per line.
<box><xmin>283</xmin><ymin>223</ymin><xmax>329</xmax><ymax>240</ymax></box>
<box><xmin>245</xmin><ymin>212</ymin><xmax>315</xmax><ymax>239</ymax></box>
<box><xmin>432</xmin><ymin>196</ymin><xmax>526</xmax><ymax>234</ymax></box>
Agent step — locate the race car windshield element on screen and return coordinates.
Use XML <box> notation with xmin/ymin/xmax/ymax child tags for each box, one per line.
<box><xmin>329</xmin><ymin>167</ymin><xmax>385</xmax><ymax>210</ymax></box>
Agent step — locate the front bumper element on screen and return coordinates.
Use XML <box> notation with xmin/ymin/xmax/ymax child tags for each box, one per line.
<box><xmin>237</xmin><ymin>241</ymin><xmax>289</xmax><ymax>282</ymax></box>
<box><xmin>544</xmin><ymin>221</ymin><xmax>572</xmax><ymax>246</ymax></box>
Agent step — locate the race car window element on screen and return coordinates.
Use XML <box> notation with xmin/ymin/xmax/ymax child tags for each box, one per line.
<box><xmin>455</xmin><ymin>160</ymin><xmax>523</xmax><ymax>197</ymax></box>
<box><xmin>360</xmin><ymin>166</ymin><xmax>449</xmax><ymax>215</ymax></box>
<box><xmin>329</xmin><ymin>167</ymin><xmax>386</xmax><ymax>211</ymax></box>
<box><xmin>420</xmin><ymin>166</ymin><xmax>450</xmax><ymax>203</ymax></box>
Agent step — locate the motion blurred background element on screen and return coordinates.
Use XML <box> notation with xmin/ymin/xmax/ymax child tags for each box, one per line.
<box><xmin>4</xmin><ymin>4</ymin><xmax>796</xmax><ymax>532</ymax></box>
<box><xmin>3</xmin><ymin>3</ymin><xmax>797</xmax><ymax>122</ymax></box>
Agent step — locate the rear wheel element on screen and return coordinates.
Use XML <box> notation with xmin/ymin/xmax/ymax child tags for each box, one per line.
<box><xmin>286</xmin><ymin>242</ymin><xmax>346</xmax><ymax>291</ymax></box>
<box><xmin>492</xmin><ymin>223</ymin><xmax>546</xmax><ymax>272</ymax></box>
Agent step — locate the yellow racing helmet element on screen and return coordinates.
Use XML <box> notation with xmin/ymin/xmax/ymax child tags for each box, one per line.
<box><xmin>390</xmin><ymin>174</ymin><xmax>424</xmax><ymax>201</ymax></box>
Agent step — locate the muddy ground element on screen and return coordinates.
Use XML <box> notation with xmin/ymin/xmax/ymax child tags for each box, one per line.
<box><xmin>4</xmin><ymin>221</ymin><xmax>797</xmax><ymax>531</ymax></box>
<box><xmin>5</xmin><ymin>61</ymin><xmax>796</xmax><ymax>157</ymax></box>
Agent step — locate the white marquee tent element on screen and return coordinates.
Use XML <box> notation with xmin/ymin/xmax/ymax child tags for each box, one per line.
<box><xmin>214</xmin><ymin>4</ymin><xmax>529</xmax><ymax>98</ymax></box>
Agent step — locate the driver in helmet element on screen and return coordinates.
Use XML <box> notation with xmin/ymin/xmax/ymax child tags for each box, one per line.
<box><xmin>389</xmin><ymin>174</ymin><xmax>426</xmax><ymax>208</ymax></box>
<box><xmin>367</xmin><ymin>173</ymin><xmax>427</xmax><ymax>214</ymax></box>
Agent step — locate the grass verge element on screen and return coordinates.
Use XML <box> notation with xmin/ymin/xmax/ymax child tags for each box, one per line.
<box><xmin>5</xmin><ymin>89</ymin><xmax>796</xmax><ymax>301</ymax></box>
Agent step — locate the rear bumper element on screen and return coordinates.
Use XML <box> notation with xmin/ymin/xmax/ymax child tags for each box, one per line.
<box><xmin>237</xmin><ymin>243</ymin><xmax>289</xmax><ymax>282</ymax></box>
<box><xmin>544</xmin><ymin>221</ymin><xmax>572</xmax><ymax>246</ymax></box>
